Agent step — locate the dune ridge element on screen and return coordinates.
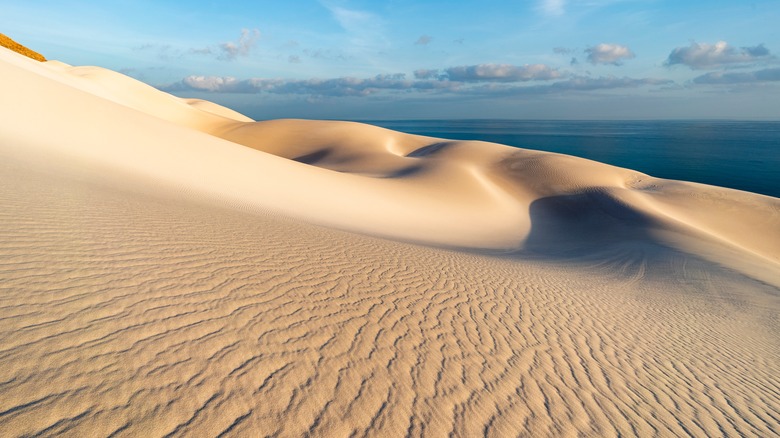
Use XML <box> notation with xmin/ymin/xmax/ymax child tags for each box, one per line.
<box><xmin>4</xmin><ymin>46</ymin><xmax>780</xmax><ymax>270</ymax></box>
<box><xmin>1</xmin><ymin>45</ymin><xmax>779</xmax><ymax>436</ymax></box>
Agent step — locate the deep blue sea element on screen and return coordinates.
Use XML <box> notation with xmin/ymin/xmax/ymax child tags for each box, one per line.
<box><xmin>357</xmin><ymin>120</ymin><xmax>780</xmax><ymax>199</ymax></box>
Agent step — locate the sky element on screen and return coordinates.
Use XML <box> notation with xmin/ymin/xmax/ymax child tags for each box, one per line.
<box><xmin>2</xmin><ymin>0</ymin><xmax>779</xmax><ymax>120</ymax></box>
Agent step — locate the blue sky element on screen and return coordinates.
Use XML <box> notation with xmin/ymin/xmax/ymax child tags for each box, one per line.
<box><xmin>3</xmin><ymin>0</ymin><xmax>779</xmax><ymax>120</ymax></box>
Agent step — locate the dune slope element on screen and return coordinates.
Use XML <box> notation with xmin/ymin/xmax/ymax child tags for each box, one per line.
<box><xmin>1</xmin><ymin>46</ymin><xmax>779</xmax><ymax>436</ymax></box>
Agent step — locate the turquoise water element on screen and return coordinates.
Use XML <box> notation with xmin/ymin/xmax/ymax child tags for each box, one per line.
<box><xmin>358</xmin><ymin>120</ymin><xmax>780</xmax><ymax>199</ymax></box>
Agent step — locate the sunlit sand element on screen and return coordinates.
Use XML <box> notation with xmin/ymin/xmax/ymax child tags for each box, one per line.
<box><xmin>1</xmin><ymin>46</ymin><xmax>779</xmax><ymax>436</ymax></box>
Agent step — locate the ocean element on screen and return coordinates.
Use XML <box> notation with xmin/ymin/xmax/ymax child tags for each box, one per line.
<box><xmin>357</xmin><ymin>120</ymin><xmax>780</xmax><ymax>199</ymax></box>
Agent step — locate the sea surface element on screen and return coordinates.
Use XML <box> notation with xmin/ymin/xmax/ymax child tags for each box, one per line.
<box><xmin>358</xmin><ymin>120</ymin><xmax>780</xmax><ymax>199</ymax></box>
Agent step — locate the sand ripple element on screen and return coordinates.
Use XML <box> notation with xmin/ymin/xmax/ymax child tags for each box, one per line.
<box><xmin>1</xmin><ymin>163</ymin><xmax>778</xmax><ymax>437</ymax></box>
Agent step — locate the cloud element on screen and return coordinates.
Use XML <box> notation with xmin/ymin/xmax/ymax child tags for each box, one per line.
<box><xmin>413</xmin><ymin>69</ymin><xmax>441</xmax><ymax>80</ymax></box>
<box><xmin>170</xmin><ymin>76</ymin><xmax>243</xmax><ymax>92</ymax></box>
<box><xmin>183</xmin><ymin>28</ymin><xmax>261</xmax><ymax>61</ymax></box>
<box><xmin>133</xmin><ymin>43</ymin><xmax>184</xmax><ymax>61</ymax></box>
<box><xmin>288</xmin><ymin>55</ymin><xmax>301</xmax><ymax>64</ymax></box>
<box><xmin>538</xmin><ymin>0</ymin><xmax>566</xmax><ymax>16</ymax></box>
<box><xmin>164</xmin><ymin>73</ymin><xmax>461</xmax><ymax>97</ymax></box>
<box><xmin>693</xmin><ymin>67</ymin><xmax>780</xmax><ymax>84</ymax></box>
<box><xmin>444</xmin><ymin>64</ymin><xmax>562</xmax><ymax>82</ymax></box>
<box><xmin>547</xmin><ymin>76</ymin><xmax>671</xmax><ymax>91</ymax></box>
<box><xmin>586</xmin><ymin>43</ymin><xmax>635</xmax><ymax>65</ymax></box>
<box><xmin>323</xmin><ymin>3</ymin><xmax>386</xmax><ymax>48</ymax></box>
<box><xmin>553</xmin><ymin>47</ymin><xmax>573</xmax><ymax>55</ymax></box>
<box><xmin>447</xmin><ymin>76</ymin><xmax>673</xmax><ymax>99</ymax></box>
<box><xmin>218</xmin><ymin>28</ymin><xmax>260</xmax><ymax>60</ymax></box>
<box><xmin>665</xmin><ymin>41</ymin><xmax>771</xmax><ymax>69</ymax></box>
<box><xmin>468</xmin><ymin>76</ymin><xmax>670</xmax><ymax>96</ymax></box>
<box><xmin>303</xmin><ymin>48</ymin><xmax>349</xmax><ymax>62</ymax></box>
<box><xmin>415</xmin><ymin>35</ymin><xmax>433</xmax><ymax>46</ymax></box>
<box><xmin>328</xmin><ymin>5</ymin><xmax>376</xmax><ymax>32</ymax></box>
<box><xmin>163</xmin><ymin>70</ymin><xmax>671</xmax><ymax>100</ymax></box>
<box><xmin>138</xmin><ymin>31</ymin><xmax>261</xmax><ymax>62</ymax></box>
<box><xmin>743</xmin><ymin>45</ymin><xmax>770</xmax><ymax>57</ymax></box>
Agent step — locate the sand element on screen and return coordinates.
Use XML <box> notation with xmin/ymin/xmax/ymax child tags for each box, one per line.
<box><xmin>1</xmin><ymin>46</ymin><xmax>779</xmax><ymax>436</ymax></box>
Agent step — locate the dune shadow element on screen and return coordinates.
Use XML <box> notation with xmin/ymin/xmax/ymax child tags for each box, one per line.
<box><xmin>515</xmin><ymin>190</ymin><xmax>673</xmax><ymax>264</ymax></box>
<box><xmin>293</xmin><ymin>148</ymin><xmax>331</xmax><ymax>165</ymax></box>
<box><xmin>382</xmin><ymin>165</ymin><xmax>426</xmax><ymax>179</ymax></box>
<box><xmin>452</xmin><ymin>191</ymin><xmax>724</xmax><ymax>291</ymax></box>
<box><xmin>406</xmin><ymin>142</ymin><xmax>454</xmax><ymax>158</ymax></box>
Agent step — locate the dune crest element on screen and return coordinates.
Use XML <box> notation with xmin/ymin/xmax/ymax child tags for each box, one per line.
<box><xmin>1</xmin><ymin>46</ymin><xmax>779</xmax><ymax>436</ymax></box>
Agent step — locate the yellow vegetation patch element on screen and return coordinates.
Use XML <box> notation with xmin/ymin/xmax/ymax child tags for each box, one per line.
<box><xmin>0</xmin><ymin>33</ymin><xmax>46</xmax><ymax>62</ymax></box>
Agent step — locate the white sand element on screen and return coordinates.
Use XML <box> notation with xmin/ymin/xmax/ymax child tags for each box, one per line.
<box><xmin>1</xmin><ymin>46</ymin><xmax>779</xmax><ymax>436</ymax></box>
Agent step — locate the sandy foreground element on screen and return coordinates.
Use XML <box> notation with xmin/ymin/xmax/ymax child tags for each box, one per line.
<box><xmin>1</xmin><ymin>46</ymin><xmax>779</xmax><ymax>437</ymax></box>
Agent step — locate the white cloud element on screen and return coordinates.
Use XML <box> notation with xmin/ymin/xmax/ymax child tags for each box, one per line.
<box><xmin>329</xmin><ymin>5</ymin><xmax>376</xmax><ymax>32</ymax></box>
<box><xmin>218</xmin><ymin>28</ymin><xmax>260</xmax><ymax>60</ymax></box>
<box><xmin>177</xmin><ymin>76</ymin><xmax>242</xmax><ymax>92</ymax></box>
<box><xmin>163</xmin><ymin>68</ymin><xmax>670</xmax><ymax>98</ymax></box>
<box><xmin>538</xmin><ymin>0</ymin><xmax>566</xmax><ymax>16</ymax></box>
<box><xmin>445</xmin><ymin>64</ymin><xmax>562</xmax><ymax>82</ymax></box>
<box><xmin>184</xmin><ymin>28</ymin><xmax>261</xmax><ymax>61</ymax></box>
<box><xmin>666</xmin><ymin>41</ymin><xmax>771</xmax><ymax>69</ymax></box>
<box><xmin>165</xmin><ymin>73</ymin><xmax>458</xmax><ymax>97</ymax></box>
<box><xmin>586</xmin><ymin>43</ymin><xmax>635</xmax><ymax>65</ymax></box>
<box><xmin>323</xmin><ymin>3</ymin><xmax>385</xmax><ymax>46</ymax></box>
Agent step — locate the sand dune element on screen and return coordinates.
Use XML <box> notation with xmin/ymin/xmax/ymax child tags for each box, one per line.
<box><xmin>1</xmin><ymin>46</ymin><xmax>779</xmax><ymax>436</ymax></box>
